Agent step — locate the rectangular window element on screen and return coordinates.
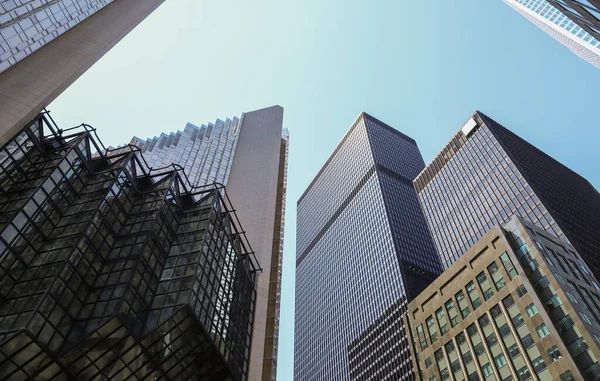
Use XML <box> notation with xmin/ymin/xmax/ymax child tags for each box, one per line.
<box><xmin>517</xmin><ymin>366</ymin><xmax>531</xmax><ymax>381</ymax></box>
<box><xmin>477</xmin><ymin>271</ymin><xmax>494</xmax><ymax>300</ymax></box>
<box><xmin>500</xmin><ymin>252</ymin><xmax>518</xmax><ymax>279</ymax></box>
<box><xmin>507</xmin><ymin>344</ymin><xmax>520</xmax><ymax>359</ymax></box>
<box><xmin>494</xmin><ymin>354</ymin><xmax>507</xmax><ymax>369</ymax></box>
<box><xmin>536</xmin><ymin>323</ymin><xmax>550</xmax><ymax>339</ymax></box>
<box><xmin>559</xmin><ymin>370</ymin><xmax>574</xmax><ymax>381</ymax></box>
<box><xmin>516</xmin><ymin>285</ymin><xmax>527</xmax><ymax>298</ymax></box>
<box><xmin>417</xmin><ymin>324</ymin><xmax>428</xmax><ymax>350</ymax></box>
<box><xmin>547</xmin><ymin>345</ymin><xmax>562</xmax><ymax>362</ymax></box>
<box><xmin>525</xmin><ymin>303</ymin><xmax>538</xmax><ymax>317</ymax></box>
<box><xmin>445</xmin><ymin>299</ymin><xmax>460</xmax><ymax>327</ymax></box>
<box><xmin>457</xmin><ymin>290</ymin><xmax>470</xmax><ymax>318</ymax></box>
<box><xmin>466</xmin><ymin>281</ymin><xmax>482</xmax><ymax>310</ymax></box>
<box><xmin>531</xmin><ymin>356</ymin><xmax>546</xmax><ymax>372</ymax></box>
<box><xmin>481</xmin><ymin>362</ymin><xmax>493</xmax><ymax>377</ymax></box>
<box><xmin>427</xmin><ymin>316</ymin><xmax>439</xmax><ymax>343</ymax></box>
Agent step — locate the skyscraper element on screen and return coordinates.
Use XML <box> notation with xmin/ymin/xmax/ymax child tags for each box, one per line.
<box><xmin>127</xmin><ymin>106</ymin><xmax>288</xmax><ymax>381</ymax></box>
<box><xmin>414</xmin><ymin>111</ymin><xmax>600</xmax><ymax>281</ymax></box>
<box><xmin>505</xmin><ymin>0</ymin><xmax>600</xmax><ymax>69</ymax></box>
<box><xmin>0</xmin><ymin>0</ymin><xmax>165</xmax><ymax>146</ymax></box>
<box><xmin>547</xmin><ymin>0</ymin><xmax>600</xmax><ymax>40</ymax></box>
<box><xmin>407</xmin><ymin>217</ymin><xmax>600</xmax><ymax>381</ymax></box>
<box><xmin>294</xmin><ymin>112</ymin><xmax>443</xmax><ymax>380</ymax></box>
<box><xmin>0</xmin><ymin>111</ymin><xmax>260</xmax><ymax>380</ymax></box>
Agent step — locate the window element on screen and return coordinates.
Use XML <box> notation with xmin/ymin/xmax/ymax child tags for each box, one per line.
<box><xmin>481</xmin><ymin>362</ymin><xmax>493</xmax><ymax>377</ymax></box>
<box><xmin>435</xmin><ymin>349</ymin><xmax>445</xmax><ymax>361</ymax></box>
<box><xmin>580</xmin><ymin>312</ymin><xmax>592</xmax><ymax>325</ymax></box>
<box><xmin>451</xmin><ymin>359</ymin><xmax>461</xmax><ymax>373</ymax></box>
<box><xmin>474</xmin><ymin>343</ymin><xmax>485</xmax><ymax>356</ymax></box>
<box><xmin>417</xmin><ymin>324</ymin><xmax>428</xmax><ymax>350</ymax></box>
<box><xmin>486</xmin><ymin>332</ymin><xmax>498</xmax><ymax>348</ymax></box>
<box><xmin>440</xmin><ymin>367</ymin><xmax>450</xmax><ymax>381</ymax></box>
<box><xmin>425</xmin><ymin>357</ymin><xmax>432</xmax><ymax>369</ymax></box>
<box><xmin>525</xmin><ymin>303</ymin><xmax>538</xmax><ymax>317</ymax></box>
<box><xmin>479</xmin><ymin>314</ymin><xmax>490</xmax><ymax>328</ymax></box>
<box><xmin>445</xmin><ymin>341</ymin><xmax>455</xmax><ymax>354</ymax></box>
<box><xmin>498</xmin><ymin>324</ymin><xmax>510</xmax><ymax>338</ymax></box>
<box><xmin>516</xmin><ymin>285</ymin><xmax>527</xmax><ymax>298</ymax></box>
<box><xmin>469</xmin><ymin>372</ymin><xmax>480</xmax><ymax>381</ymax></box>
<box><xmin>547</xmin><ymin>345</ymin><xmax>562</xmax><ymax>362</ymax></box>
<box><xmin>429</xmin><ymin>377</ymin><xmax>438</xmax><ymax>381</ymax></box>
<box><xmin>536</xmin><ymin>323</ymin><xmax>550</xmax><ymax>339</ymax></box>
<box><xmin>495</xmin><ymin>354</ymin><xmax>507</xmax><ymax>369</ymax></box>
<box><xmin>467</xmin><ymin>281</ymin><xmax>482</xmax><ymax>310</ymax></box>
<box><xmin>467</xmin><ymin>324</ymin><xmax>478</xmax><ymax>337</ymax></box>
<box><xmin>517</xmin><ymin>366</ymin><xmax>531</xmax><ymax>381</ymax></box>
<box><xmin>462</xmin><ymin>350</ymin><xmax>473</xmax><ymax>365</ymax></box>
<box><xmin>559</xmin><ymin>371</ymin><xmax>575</xmax><ymax>381</ymax></box>
<box><xmin>521</xmin><ymin>334</ymin><xmax>534</xmax><ymax>349</ymax></box>
<box><xmin>507</xmin><ymin>344</ymin><xmax>520</xmax><ymax>359</ymax></box>
<box><xmin>500</xmin><ymin>252</ymin><xmax>518</xmax><ymax>279</ymax></box>
<box><xmin>531</xmin><ymin>356</ymin><xmax>546</xmax><ymax>372</ymax></box>
<box><xmin>456</xmin><ymin>332</ymin><xmax>466</xmax><ymax>345</ymax></box>
<box><xmin>512</xmin><ymin>313</ymin><xmax>524</xmax><ymax>328</ymax></box>
<box><xmin>502</xmin><ymin>295</ymin><xmax>515</xmax><ymax>309</ymax></box>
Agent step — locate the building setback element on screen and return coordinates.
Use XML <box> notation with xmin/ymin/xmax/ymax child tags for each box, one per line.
<box><xmin>295</xmin><ymin>112</ymin><xmax>443</xmax><ymax>380</ymax></box>
<box><xmin>414</xmin><ymin>111</ymin><xmax>600</xmax><ymax>282</ymax></box>
<box><xmin>127</xmin><ymin>106</ymin><xmax>288</xmax><ymax>381</ymax></box>
<box><xmin>0</xmin><ymin>112</ymin><xmax>261</xmax><ymax>380</ymax></box>
<box><xmin>0</xmin><ymin>0</ymin><xmax>164</xmax><ymax>146</ymax></box>
<box><xmin>504</xmin><ymin>0</ymin><xmax>600</xmax><ymax>69</ymax></box>
<box><xmin>406</xmin><ymin>217</ymin><xmax>600</xmax><ymax>381</ymax></box>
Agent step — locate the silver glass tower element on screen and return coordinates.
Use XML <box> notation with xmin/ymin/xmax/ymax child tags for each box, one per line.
<box><xmin>295</xmin><ymin>112</ymin><xmax>442</xmax><ymax>380</ymax></box>
<box><xmin>128</xmin><ymin>106</ymin><xmax>288</xmax><ymax>381</ymax></box>
<box><xmin>505</xmin><ymin>0</ymin><xmax>600</xmax><ymax>68</ymax></box>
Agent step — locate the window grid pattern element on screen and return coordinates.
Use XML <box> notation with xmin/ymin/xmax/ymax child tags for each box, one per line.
<box><xmin>295</xmin><ymin>113</ymin><xmax>440</xmax><ymax>380</ymax></box>
<box><xmin>0</xmin><ymin>0</ymin><xmax>114</xmax><ymax>73</ymax></box>
<box><xmin>0</xmin><ymin>113</ymin><xmax>259</xmax><ymax>381</ymax></box>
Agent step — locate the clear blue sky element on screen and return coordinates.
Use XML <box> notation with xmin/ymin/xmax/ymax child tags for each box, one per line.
<box><xmin>49</xmin><ymin>1</ymin><xmax>600</xmax><ymax>379</ymax></box>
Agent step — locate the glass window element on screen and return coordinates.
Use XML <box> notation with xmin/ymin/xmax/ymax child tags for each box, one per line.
<box><xmin>547</xmin><ymin>346</ymin><xmax>562</xmax><ymax>362</ymax></box>
<box><xmin>481</xmin><ymin>362</ymin><xmax>493</xmax><ymax>377</ymax></box>
<box><xmin>507</xmin><ymin>344</ymin><xmax>520</xmax><ymax>359</ymax></box>
<box><xmin>500</xmin><ymin>252</ymin><xmax>518</xmax><ymax>279</ymax></box>
<box><xmin>536</xmin><ymin>323</ymin><xmax>550</xmax><ymax>339</ymax></box>
<box><xmin>517</xmin><ymin>366</ymin><xmax>531</xmax><ymax>381</ymax></box>
<box><xmin>532</xmin><ymin>356</ymin><xmax>546</xmax><ymax>372</ymax></box>
<box><xmin>503</xmin><ymin>295</ymin><xmax>515</xmax><ymax>309</ymax></box>
<box><xmin>425</xmin><ymin>357</ymin><xmax>432</xmax><ymax>368</ymax></box>
<box><xmin>516</xmin><ymin>285</ymin><xmax>527</xmax><ymax>298</ymax></box>
<box><xmin>495</xmin><ymin>353</ymin><xmax>507</xmax><ymax>369</ymax></box>
<box><xmin>559</xmin><ymin>371</ymin><xmax>574</xmax><ymax>381</ymax></box>
<box><xmin>525</xmin><ymin>303</ymin><xmax>538</xmax><ymax>317</ymax></box>
<box><xmin>467</xmin><ymin>281</ymin><xmax>482</xmax><ymax>310</ymax></box>
<box><xmin>474</xmin><ymin>343</ymin><xmax>485</xmax><ymax>356</ymax></box>
<box><xmin>521</xmin><ymin>334</ymin><xmax>534</xmax><ymax>349</ymax></box>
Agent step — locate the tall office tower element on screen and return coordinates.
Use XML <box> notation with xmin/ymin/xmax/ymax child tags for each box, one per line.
<box><xmin>0</xmin><ymin>112</ymin><xmax>261</xmax><ymax>380</ymax></box>
<box><xmin>0</xmin><ymin>0</ymin><xmax>164</xmax><ymax>146</ymax></box>
<box><xmin>128</xmin><ymin>106</ymin><xmax>287</xmax><ymax>381</ymax></box>
<box><xmin>295</xmin><ymin>112</ymin><xmax>443</xmax><ymax>380</ymax></box>
<box><xmin>504</xmin><ymin>0</ymin><xmax>600</xmax><ymax>69</ymax></box>
<box><xmin>414</xmin><ymin>111</ymin><xmax>600</xmax><ymax>280</ymax></box>
<box><xmin>407</xmin><ymin>217</ymin><xmax>600</xmax><ymax>381</ymax></box>
<box><xmin>547</xmin><ymin>0</ymin><xmax>600</xmax><ymax>40</ymax></box>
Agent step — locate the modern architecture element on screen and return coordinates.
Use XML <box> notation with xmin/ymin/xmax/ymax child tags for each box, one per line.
<box><xmin>0</xmin><ymin>111</ymin><xmax>260</xmax><ymax>380</ymax></box>
<box><xmin>0</xmin><ymin>0</ymin><xmax>165</xmax><ymax>146</ymax></box>
<box><xmin>505</xmin><ymin>0</ymin><xmax>600</xmax><ymax>68</ymax></box>
<box><xmin>547</xmin><ymin>0</ymin><xmax>600</xmax><ymax>40</ymax></box>
<box><xmin>414</xmin><ymin>111</ymin><xmax>600</xmax><ymax>282</ymax></box>
<box><xmin>127</xmin><ymin>106</ymin><xmax>288</xmax><ymax>381</ymax></box>
<box><xmin>295</xmin><ymin>112</ymin><xmax>443</xmax><ymax>380</ymax></box>
<box><xmin>407</xmin><ymin>217</ymin><xmax>600</xmax><ymax>381</ymax></box>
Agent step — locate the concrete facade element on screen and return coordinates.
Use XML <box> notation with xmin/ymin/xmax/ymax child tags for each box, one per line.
<box><xmin>0</xmin><ymin>0</ymin><xmax>164</xmax><ymax>146</ymax></box>
<box><xmin>406</xmin><ymin>218</ymin><xmax>600</xmax><ymax>381</ymax></box>
<box><xmin>227</xmin><ymin>106</ymin><xmax>285</xmax><ymax>381</ymax></box>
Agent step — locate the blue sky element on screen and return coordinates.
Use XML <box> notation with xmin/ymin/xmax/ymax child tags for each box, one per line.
<box><xmin>49</xmin><ymin>1</ymin><xmax>600</xmax><ymax>379</ymax></box>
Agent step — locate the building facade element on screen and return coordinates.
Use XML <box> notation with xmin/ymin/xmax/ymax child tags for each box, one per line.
<box><xmin>127</xmin><ymin>106</ymin><xmax>288</xmax><ymax>381</ymax></box>
<box><xmin>0</xmin><ymin>111</ymin><xmax>261</xmax><ymax>380</ymax></box>
<box><xmin>295</xmin><ymin>112</ymin><xmax>443</xmax><ymax>380</ymax></box>
<box><xmin>0</xmin><ymin>0</ymin><xmax>164</xmax><ymax>146</ymax></box>
<box><xmin>414</xmin><ymin>111</ymin><xmax>600</xmax><ymax>282</ymax></box>
<box><xmin>504</xmin><ymin>0</ymin><xmax>600</xmax><ymax>69</ymax></box>
<box><xmin>406</xmin><ymin>218</ymin><xmax>600</xmax><ymax>381</ymax></box>
<box><xmin>547</xmin><ymin>0</ymin><xmax>600</xmax><ymax>41</ymax></box>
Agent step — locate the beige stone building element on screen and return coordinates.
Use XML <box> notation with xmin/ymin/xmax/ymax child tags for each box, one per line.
<box><xmin>0</xmin><ymin>0</ymin><xmax>165</xmax><ymax>146</ymax></box>
<box><xmin>406</xmin><ymin>217</ymin><xmax>600</xmax><ymax>381</ymax></box>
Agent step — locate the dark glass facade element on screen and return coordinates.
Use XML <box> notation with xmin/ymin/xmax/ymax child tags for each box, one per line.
<box><xmin>0</xmin><ymin>112</ymin><xmax>260</xmax><ymax>381</ymax></box>
<box><xmin>295</xmin><ymin>113</ymin><xmax>442</xmax><ymax>380</ymax></box>
<box><xmin>415</xmin><ymin>111</ymin><xmax>600</xmax><ymax>284</ymax></box>
<box><xmin>548</xmin><ymin>0</ymin><xmax>600</xmax><ymax>40</ymax></box>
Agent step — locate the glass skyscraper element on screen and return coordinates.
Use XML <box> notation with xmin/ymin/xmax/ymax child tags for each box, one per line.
<box><xmin>547</xmin><ymin>0</ymin><xmax>600</xmax><ymax>40</ymax></box>
<box><xmin>0</xmin><ymin>111</ymin><xmax>260</xmax><ymax>380</ymax></box>
<box><xmin>126</xmin><ymin>106</ymin><xmax>288</xmax><ymax>381</ymax></box>
<box><xmin>295</xmin><ymin>112</ymin><xmax>443</xmax><ymax>380</ymax></box>
<box><xmin>505</xmin><ymin>0</ymin><xmax>600</xmax><ymax>68</ymax></box>
<box><xmin>415</xmin><ymin>111</ymin><xmax>600</xmax><ymax>283</ymax></box>
<box><xmin>0</xmin><ymin>0</ymin><xmax>164</xmax><ymax>147</ymax></box>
